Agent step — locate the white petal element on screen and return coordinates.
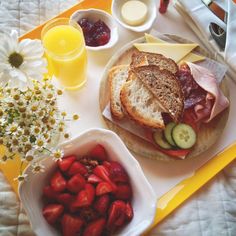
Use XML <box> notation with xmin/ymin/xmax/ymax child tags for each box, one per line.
<box><xmin>19</xmin><ymin>39</ymin><xmax>44</xmax><ymax>58</ymax></box>
<box><xmin>9</xmin><ymin>69</ymin><xmax>27</xmax><ymax>82</ymax></box>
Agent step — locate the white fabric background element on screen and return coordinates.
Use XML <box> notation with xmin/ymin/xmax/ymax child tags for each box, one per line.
<box><xmin>0</xmin><ymin>0</ymin><xmax>236</xmax><ymax>235</ymax></box>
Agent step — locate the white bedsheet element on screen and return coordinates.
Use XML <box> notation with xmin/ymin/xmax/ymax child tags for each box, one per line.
<box><xmin>0</xmin><ymin>1</ymin><xmax>236</xmax><ymax>235</ymax></box>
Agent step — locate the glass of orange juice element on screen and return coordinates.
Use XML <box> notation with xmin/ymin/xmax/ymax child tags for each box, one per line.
<box><xmin>41</xmin><ymin>18</ymin><xmax>87</xmax><ymax>90</ymax></box>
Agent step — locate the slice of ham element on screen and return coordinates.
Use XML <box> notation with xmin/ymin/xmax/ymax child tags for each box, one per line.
<box><xmin>186</xmin><ymin>62</ymin><xmax>229</xmax><ymax>123</ymax></box>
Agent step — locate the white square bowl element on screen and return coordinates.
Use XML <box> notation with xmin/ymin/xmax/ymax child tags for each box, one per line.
<box><xmin>19</xmin><ymin>128</ymin><xmax>157</xmax><ymax>236</ymax></box>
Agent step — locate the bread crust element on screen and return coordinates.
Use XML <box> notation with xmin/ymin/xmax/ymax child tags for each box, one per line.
<box><xmin>109</xmin><ymin>65</ymin><xmax>129</xmax><ymax>119</ymax></box>
<box><xmin>131</xmin><ymin>51</ymin><xmax>179</xmax><ymax>75</ymax></box>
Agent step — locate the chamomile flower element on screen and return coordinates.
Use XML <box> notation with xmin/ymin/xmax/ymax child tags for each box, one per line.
<box><xmin>14</xmin><ymin>173</ymin><xmax>28</xmax><ymax>182</ymax></box>
<box><xmin>6</xmin><ymin>122</ymin><xmax>20</xmax><ymax>134</ymax></box>
<box><xmin>0</xmin><ymin>30</ymin><xmax>47</xmax><ymax>89</ymax></box>
<box><xmin>52</xmin><ymin>149</ymin><xmax>64</xmax><ymax>162</ymax></box>
<box><xmin>31</xmin><ymin>162</ymin><xmax>45</xmax><ymax>174</ymax></box>
<box><xmin>34</xmin><ymin>135</ymin><xmax>47</xmax><ymax>150</ymax></box>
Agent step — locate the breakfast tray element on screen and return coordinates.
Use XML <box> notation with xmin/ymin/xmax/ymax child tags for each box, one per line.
<box><xmin>0</xmin><ymin>0</ymin><xmax>236</xmax><ymax>234</ymax></box>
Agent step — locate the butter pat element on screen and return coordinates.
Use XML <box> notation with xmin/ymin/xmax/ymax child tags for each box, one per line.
<box><xmin>121</xmin><ymin>1</ymin><xmax>148</xmax><ymax>26</ymax></box>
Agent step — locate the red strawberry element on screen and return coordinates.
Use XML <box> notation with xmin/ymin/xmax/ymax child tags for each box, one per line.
<box><xmin>94</xmin><ymin>194</ymin><xmax>110</xmax><ymax>215</ymax></box>
<box><xmin>43</xmin><ymin>185</ymin><xmax>57</xmax><ymax>200</ymax></box>
<box><xmin>58</xmin><ymin>155</ymin><xmax>76</xmax><ymax>172</ymax></box>
<box><xmin>71</xmin><ymin>184</ymin><xmax>95</xmax><ymax>210</ymax></box>
<box><xmin>83</xmin><ymin>218</ymin><xmax>106</xmax><ymax>236</ymax></box>
<box><xmin>109</xmin><ymin>162</ymin><xmax>129</xmax><ymax>183</ymax></box>
<box><xmin>62</xmin><ymin>214</ymin><xmax>84</xmax><ymax>236</ymax></box>
<box><xmin>42</xmin><ymin>204</ymin><xmax>64</xmax><ymax>225</ymax></box>
<box><xmin>57</xmin><ymin>193</ymin><xmax>74</xmax><ymax>207</ymax></box>
<box><xmin>107</xmin><ymin>200</ymin><xmax>127</xmax><ymax>231</ymax></box>
<box><xmin>87</xmin><ymin>174</ymin><xmax>103</xmax><ymax>184</ymax></box>
<box><xmin>114</xmin><ymin>183</ymin><xmax>132</xmax><ymax>200</ymax></box>
<box><xmin>67</xmin><ymin>173</ymin><xmax>86</xmax><ymax>193</ymax></box>
<box><xmin>68</xmin><ymin>161</ymin><xmax>88</xmax><ymax>176</ymax></box>
<box><xmin>96</xmin><ymin>182</ymin><xmax>113</xmax><ymax>196</ymax></box>
<box><xmin>125</xmin><ymin>202</ymin><xmax>133</xmax><ymax>221</ymax></box>
<box><xmin>90</xmin><ymin>145</ymin><xmax>108</xmax><ymax>161</ymax></box>
<box><xmin>50</xmin><ymin>171</ymin><xmax>66</xmax><ymax>192</ymax></box>
<box><xmin>102</xmin><ymin>161</ymin><xmax>111</xmax><ymax>169</ymax></box>
<box><xmin>93</xmin><ymin>165</ymin><xmax>110</xmax><ymax>183</ymax></box>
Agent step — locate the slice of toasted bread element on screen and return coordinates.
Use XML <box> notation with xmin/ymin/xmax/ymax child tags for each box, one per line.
<box><xmin>133</xmin><ymin>65</ymin><xmax>184</xmax><ymax>122</ymax></box>
<box><xmin>109</xmin><ymin>65</ymin><xmax>129</xmax><ymax>119</ymax></box>
<box><xmin>120</xmin><ymin>72</ymin><xmax>165</xmax><ymax>129</ymax></box>
<box><xmin>131</xmin><ymin>51</ymin><xmax>178</xmax><ymax>75</ymax></box>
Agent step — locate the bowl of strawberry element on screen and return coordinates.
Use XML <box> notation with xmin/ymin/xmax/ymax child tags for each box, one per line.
<box><xmin>70</xmin><ymin>9</ymin><xmax>119</xmax><ymax>50</ymax></box>
<box><xmin>19</xmin><ymin>128</ymin><xmax>156</xmax><ymax>236</ymax></box>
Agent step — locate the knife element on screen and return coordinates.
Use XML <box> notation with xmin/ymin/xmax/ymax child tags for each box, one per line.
<box><xmin>201</xmin><ymin>0</ymin><xmax>227</xmax><ymax>50</ymax></box>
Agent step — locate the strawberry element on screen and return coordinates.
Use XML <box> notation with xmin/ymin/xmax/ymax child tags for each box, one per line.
<box><xmin>68</xmin><ymin>161</ymin><xmax>88</xmax><ymax>176</ymax></box>
<box><xmin>102</xmin><ymin>161</ymin><xmax>111</xmax><ymax>169</ymax></box>
<box><xmin>94</xmin><ymin>194</ymin><xmax>110</xmax><ymax>215</ymax></box>
<box><xmin>83</xmin><ymin>218</ymin><xmax>106</xmax><ymax>236</ymax></box>
<box><xmin>79</xmin><ymin>207</ymin><xmax>99</xmax><ymax>222</ymax></box>
<box><xmin>109</xmin><ymin>162</ymin><xmax>129</xmax><ymax>183</ymax></box>
<box><xmin>58</xmin><ymin>155</ymin><xmax>76</xmax><ymax>172</ymax></box>
<box><xmin>90</xmin><ymin>144</ymin><xmax>108</xmax><ymax>161</ymax></box>
<box><xmin>114</xmin><ymin>183</ymin><xmax>132</xmax><ymax>200</ymax></box>
<box><xmin>125</xmin><ymin>202</ymin><xmax>133</xmax><ymax>221</ymax></box>
<box><xmin>71</xmin><ymin>184</ymin><xmax>95</xmax><ymax>210</ymax></box>
<box><xmin>57</xmin><ymin>193</ymin><xmax>74</xmax><ymax>207</ymax></box>
<box><xmin>96</xmin><ymin>182</ymin><xmax>113</xmax><ymax>196</ymax></box>
<box><xmin>67</xmin><ymin>173</ymin><xmax>86</xmax><ymax>193</ymax></box>
<box><xmin>87</xmin><ymin>174</ymin><xmax>103</xmax><ymax>184</ymax></box>
<box><xmin>107</xmin><ymin>200</ymin><xmax>127</xmax><ymax>231</ymax></box>
<box><xmin>50</xmin><ymin>171</ymin><xmax>66</xmax><ymax>192</ymax></box>
<box><xmin>43</xmin><ymin>185</ymin><xmax>57</xmax><ymax>200</ymax></box>
<box><xmin>62</xmin><ymin>214</ymin><xmax>84</xmax><ymax>236</ymax></box>
<box><xmin>42</xmin><ymin>204</ymin><xmax>64</xmax><ymax>225</ymax></box>
<box><xmin>93</xmin><ymin>165</ymin><xmax>110</xmax><ymax>182</ymax></box>
<box><xmin>93</xmin><ymin>166</ymin><xmax>117</xmax><ymax>191</ymax></box>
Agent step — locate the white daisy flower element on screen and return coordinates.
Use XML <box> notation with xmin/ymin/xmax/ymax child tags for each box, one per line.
<box><xmin>51</xmin><ymin>148</ymin><xmax>64</xmax><ymax>162</ymax></box>
<box><xmin>0</xmin><ymin>30</ymin><xmax>47</xmax><ymax>89</ymax></box>
<box><xmin>14</xmin><ymin>173</ymin><xmax>28</xmax><ymax>182</ymax></box>
<box><xmin>5</xmin><ymin>122</ymin><xmax>21</xmax><ymax>134</ymax></box>
<box><xmin>31</xmin><ymin>162</ymin><xmax>45</xmax><ymax>174</ymax></box>
<box><xmin>34</xmin><ymin>135</ymin><xmax>47</xmax><ymax>150</ymax></box>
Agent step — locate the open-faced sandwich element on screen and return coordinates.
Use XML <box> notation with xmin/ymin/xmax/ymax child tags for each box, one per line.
<box><xmin>107</xmin><ymin>41</ymin><xmax>229</xmax><ymax>160</ymax></box>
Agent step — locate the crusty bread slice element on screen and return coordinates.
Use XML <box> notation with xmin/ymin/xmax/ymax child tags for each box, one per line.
<box><xmin>133</xmin><ymin>65</ymin><xmax>184</xmax><ymax>122</ymax></box>
<box><xmin>109</xmin><ymin>65</ymin><xmax>129</xmax><ymax>119</ymax></box>
<box><xmin>131</xmin><ymin>51</ymin><xmax>178</xmax><ymax>75</ymax></box>
<box><xmin>120</xmin><ymin>72</ymin><xmax>165</xmax><ymax>129</ymax></box>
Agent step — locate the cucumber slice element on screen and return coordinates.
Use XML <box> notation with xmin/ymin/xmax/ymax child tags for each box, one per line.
<box><xmin>153</xmin><ymin>131</ymin><xmax>172</xmax><ymax>149</ymax></box>
<box><xmin>164</xmin><ymin>122</ymin><xmax>177</xmax><ymax>146</ymax></box>
<box><xmin>172</xmin><ymin>124</ymin><xmax>196</xmax><ymax>149</ymax></box>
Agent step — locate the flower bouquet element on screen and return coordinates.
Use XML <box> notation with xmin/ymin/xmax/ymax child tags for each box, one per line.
<box><xmin>0</xmin><ymin>30</ymin><xmax>78</xmax><ymax>189</ymax></box>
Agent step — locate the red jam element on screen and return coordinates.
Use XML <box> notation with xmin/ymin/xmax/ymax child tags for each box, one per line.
<box><xmin>78</xmin><ymin>18</ymin><xmax>111</xmax><ymax>47</ymax></box>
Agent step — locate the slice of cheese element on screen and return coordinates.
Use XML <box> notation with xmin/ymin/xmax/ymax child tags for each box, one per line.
<box><xmin>179</xmin><ymin>53</ymin><xmax>205</xmax><ymax>64</ymax></box>
<box><xmin>134</xmin><ymin>43</ymin><xmax>198</xmax><ymax>63</ymax></box>
<box><xmin>145</xmin><ymin>33</ymin><xmax>164</xmax><ymax>43</ymax></box>
<box><xmin>144</xmin><ymin>33</ymin><xmax>205</xmax><ymax>63</ymax></box>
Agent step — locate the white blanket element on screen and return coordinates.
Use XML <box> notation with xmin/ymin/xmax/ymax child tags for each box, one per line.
<box><xmin>0</xmin><ymin>1</ymin><xmax>236</xmax><ymax>235</ymax></box>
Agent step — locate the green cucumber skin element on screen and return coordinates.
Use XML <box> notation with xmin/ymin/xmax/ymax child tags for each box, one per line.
<box><xmin>172</xmin><ymin>124</ymin><xmax>196</xmax><ymax>149</ymax></box>
<box><xmin>164</xmin><ymin>122</ymin><xmax>177</xmax><ymax>146</ymax></box>
<box><xmin>153</xmin><ymin>131</ymin><xmax>172</xmax><ymax>150</ymax></box>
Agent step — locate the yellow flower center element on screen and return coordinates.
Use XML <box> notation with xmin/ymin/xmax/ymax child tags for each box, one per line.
<box><xmin>8</xmin><ymin>52</ymin><xmax>24</xmax><ymax>68</ymax></box>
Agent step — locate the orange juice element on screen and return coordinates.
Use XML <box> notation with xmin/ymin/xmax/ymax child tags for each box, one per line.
<box><xmin>42</xmin><ymin>18</ymin><xmax>87</xmax><ymax>90</ymax></box>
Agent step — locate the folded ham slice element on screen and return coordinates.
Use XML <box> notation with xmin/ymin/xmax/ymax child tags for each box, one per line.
<box><xmin>186</xmin><ymin>62</ymin><xmax>229</xmax><ymax>123</ymax></box>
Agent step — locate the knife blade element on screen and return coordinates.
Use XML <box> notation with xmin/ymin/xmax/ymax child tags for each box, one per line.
<box><xmin>202</xmin><ymin>0</ymin><xmax>228</xmax><ymax>23</ymax></box>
